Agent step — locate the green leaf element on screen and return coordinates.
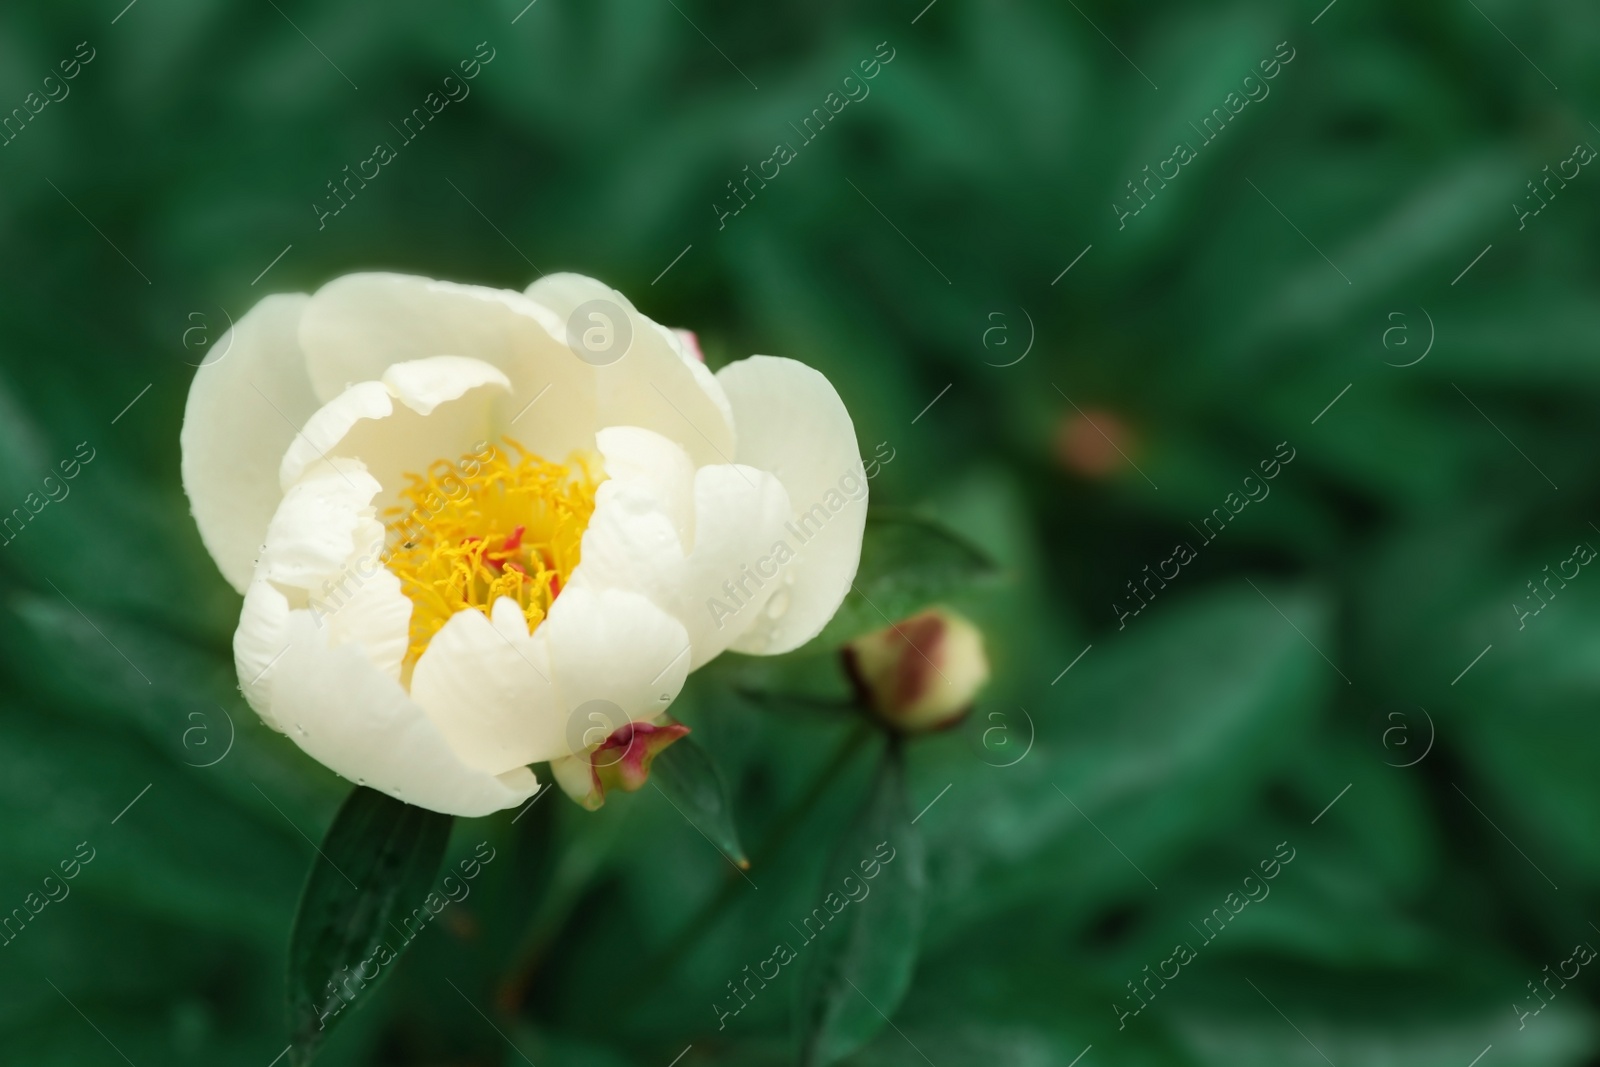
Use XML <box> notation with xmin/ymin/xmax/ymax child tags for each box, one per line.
<box><xmin>915</xmin><ymin>584</ymin><xmax>1330</xmax><ymax>938</ymax></box>
<box><xmin>811</xmin><ymin>514</ymin><xmax>998</xmax><ymax>649</ymax></box>
<box><xmin>796</xmin><ymin>742</ymin><xmax>927</xmax><ymax>1067</ymax></box>
<box><xmin>287</xmin><ymin>787</ymin><xmax>453</xmax><ymax>1066</ymax></box>
<box><xmin>651</xmin><ymin>732</ymin><xmax>749</xmax><ymax>868</ymax></box>
<box><xmin>1165</xmin><ymin>961</ymin><xmax>1597</xmax><ymax>1067</ymax></box>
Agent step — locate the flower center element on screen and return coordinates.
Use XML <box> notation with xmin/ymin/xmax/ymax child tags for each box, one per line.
<box><xmin>383</xmin><ymin>438</ymin><xmax>603</xmax><ymax>666</ymax></box>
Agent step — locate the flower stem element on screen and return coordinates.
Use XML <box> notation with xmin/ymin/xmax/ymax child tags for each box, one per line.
<box><xmin>627</xmin><ymin>721</ymin><xmax>877</xmax><ymax>998</ymax></box>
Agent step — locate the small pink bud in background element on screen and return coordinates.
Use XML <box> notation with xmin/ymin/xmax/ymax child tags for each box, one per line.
<box><xmin>842</xmin><ymin>607</ymin><xmax>990</xmax><ymax>733</ymax></box>
<box><xmin>551</xmin><ymin>719</ymin><xmax>691</xmax><ymax>811</ymax></box>
<box><xmin>1054</xmin><ymin>406</ymin><xmax>1135</xmax><ymax>479</ymax></box>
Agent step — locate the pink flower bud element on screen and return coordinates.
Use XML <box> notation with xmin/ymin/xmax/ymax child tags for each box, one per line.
<box><xmin>550</xmin><ymin>719</ymin><xmax>690</xmax><ymax>811</ymax></box>
<box><xmin>1055</xmin><ymin>406</ymin><xmax>1135</xmax><ymax>479</ymax></box>
<box><xmin>842</xmin><ymin>607</ymin><xmax>989</xmax><ymax>733</ymax></box>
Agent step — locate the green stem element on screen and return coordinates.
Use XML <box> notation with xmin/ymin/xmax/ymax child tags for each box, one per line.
<box><xmin>627</xmin><ymin>722</ymin><xmax>877</xmax><ymax>998</ymax></box>
<box><xmin>755</xmin><ymin>723</ymin><xmax>875</xmax><ymax>867</ymax></box>
<box><xmin>495</xmin><ymin>800</ymin><xmax>627</xmax><ymax>1014</ymax></box>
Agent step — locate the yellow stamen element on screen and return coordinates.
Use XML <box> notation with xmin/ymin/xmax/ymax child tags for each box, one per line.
<box><xmin>382</xmin><ymin>438</ymin><xmax>603</xmax><ymax>666</ymax></box>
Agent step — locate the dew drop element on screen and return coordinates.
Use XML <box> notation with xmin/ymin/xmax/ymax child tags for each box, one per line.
<box><xmin>765</xmin><ymin>588</ymin><xmax>792</xmax><ymax>619</ymax></box>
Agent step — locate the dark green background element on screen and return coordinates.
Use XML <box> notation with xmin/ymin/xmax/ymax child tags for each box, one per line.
<box><xmin>1</xmin><ymin>0</ymin><xmax>1598</xmax><ymax>1063</ymax></box>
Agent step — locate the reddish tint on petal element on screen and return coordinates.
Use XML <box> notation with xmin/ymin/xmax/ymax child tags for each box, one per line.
<box><xmin>886</xmin><ymin>613</ymin><xmax>946</xmax><ymax>710</ymax></box>
<box><xmin>590</xmin><ymin>720</ymin><xmax>691</xmax><ymax>798</ymax></box>
<box><xmin>843</xmin><ymin>607</ymin><xmax>990</xmax><ymax>734</ymax></box>
<box><xmin>673</xmin><ymin>328</ymin><xmax>705</xmax><ymax>363</ymax></box>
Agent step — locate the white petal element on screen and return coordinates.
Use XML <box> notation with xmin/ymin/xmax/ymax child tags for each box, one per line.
<box><xmin>593</xmin><ymin>425</ymin><xmax>696</xmax><ymax>545</ymax></box>
<box><xmin>235</xmin><ymin>578</ymin><xmax>292</xmax><ymax>731</ymax></box>
<box><xmin>236</xmin><ymin>557</ymin><xmax>413</xmax><ymax>723</ymax></box>
<box><xmin>409</xmin><ymin>587</ymin><xmax>696</xmax><ymax>779</ymax></box>
<box><xmin>567</xmin><ymin>476</ymin><xmax>684</xmax><ymax>618</ymax></box>
<box><xmin>542</xmin><ymin>585</ymin><xmax>692</xmax><ymax>739</ymax></box>
<box><xmin>670</xmin><ymin>328</ymin><xmax>705</xmax><ymax>363</ymax></box>
<box><xmin>278</xmin><ymin>382</ymin><xmax>391</xmax><ymax>492</ymax></box>
<box><xmin>258</xmin><ymin>460</ymin><xmax>384</xmax><ymax>592</ymax></box>
<box><xmin>653</xmin><ymin>319</ymin><xmax>736</xmax><ymax>447</ymax></box>
<box><xmin>278</xmin><ymin>356</ymin><xmax>510</xmax><ymax>495</ymax></box>
<box><xmin>181</xmin><ymin>293</ymin><xmax>318</xmax><ymax>593</ymax></box>
<box><xmin>548</xmin><ymin>753</ymin><xmax>598</xmax><ymax>809</ymax></box>
<box><xmin>716</xmin><ymin>356</ymin><xmax>867</xmax><ymax>655</ymax></box>
<box><xmin>520</xmin><ymin>272</ymin><xmax>616</xmax><ymax>322</ymax></box>
<box><xmin>299</xmin><ymin>273</ymin><xmax>597</xmax><ymax>462</ymax></box>
<box><xmin>382</xmin><ymin>355</ymin><xmax>509</xmax><ymax>416</ymax></box>
<box><xmin>265</xmin><ymin>608</ymin><xmax>538</xmax><ymax>817</ymax></box>
<box><xmin>408</xmin><ymin>599</ymin><xmax>563</xmax><ymax>775</ymax></box>
<box><xmin>317</xmin><ymin>524</ymin><xmax>412</xmax><ymax>684</ymax></box>
<box><xmin>572</xmin><ymin>428</ymin><xmax>792</xmax><ymax>668</ymax></box>
<box><xmin>525</xmin><ymin>273</ymin><xmax>737</xmax><ymax>468</ymax></box>
<box><xmin>676</xmin><ymin>465</ymin><xmax>794</xmax><ymax>666</ymax></box>
<box><xmin>254</xmin><ymin>458</ymin><xmax>412</xmax><ymax>683</ymax></box>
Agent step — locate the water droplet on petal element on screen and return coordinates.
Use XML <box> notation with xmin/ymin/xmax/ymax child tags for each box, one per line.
<box><xmin>765</xmin><ymin>589</ymin><xmax>792</xmax><ymax>619</ymax></box>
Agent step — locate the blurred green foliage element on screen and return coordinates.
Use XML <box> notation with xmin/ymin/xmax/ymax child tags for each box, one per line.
<box><xmin>2</xmin><ymin>0</ymin><xmax>1599</xmax><ymax>1063</ymax></box>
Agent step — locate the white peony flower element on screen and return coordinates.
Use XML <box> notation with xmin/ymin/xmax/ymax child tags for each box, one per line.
<box><xmin>181</xmin><ymin>272</ymin><xmax>867</xmax><ymax>816</ymax></box>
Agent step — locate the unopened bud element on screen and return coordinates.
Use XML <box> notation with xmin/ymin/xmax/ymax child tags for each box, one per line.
<box><xmin>550</xmin><ymin>719</ymin><xmax>690</xmax><ymax>811</ymax></box>
<box><xmin>1054</xmin><ymin>406</ymin><xmax>1135</xmax><ymax>479</ymax></box>
<box><xmin>842</xmin><ymin>607</ymin><xmax>989</xmax><ymax>733</ymax></box>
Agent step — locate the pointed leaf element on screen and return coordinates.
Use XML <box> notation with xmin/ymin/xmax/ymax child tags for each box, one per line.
<box><xmin>797</xmin><ymin>742</ymin><xmax>927</xmax><ymax>1066</ymax></box>
<box><xmin>651</xmin><ymin>733</ymin><xmax>749</xmax><ymax>868</ymax></box>
<box><xmin>286</xmin><ymin>786</ymin><xmax>453</xmax><ymax>1066</ymax></box>
<box><xmin>812</xmin><ymin>513</ymin><xmax>998</xmax><ymax>649</ymax></box>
